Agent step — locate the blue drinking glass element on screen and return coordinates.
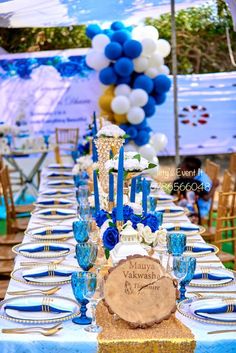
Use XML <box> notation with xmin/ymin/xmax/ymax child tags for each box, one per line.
<box><xmin>153</xmin><ymin>210</ymin><xmax>163</xmax><ymax>227</ymax></box>
<box><xmin>76</xmin><ymin>242</ymin><xmax>98</xmax><ymax>271</ymax></box>
<box><xmin>179</xmin><ymin>257</ymin><xmax>196</xmax><ymax>301</ymax></box>
<box><xmin>149</xmin><ymin>196</ymin><xmax>157</xmax><ymax>213</ymax></box>
<box><xmin>79</xmin><ymin>202</ymin><xmax>92</xmax><ymax>221</ymax></box>
<box><xmin>74</xmin><ymin>175</ymin><xmax>81</xmax><ymax>188</ymax></box>
<box><xmin>167</xmin><ymin>233</ymin><xmax>186</xmax><ymax>256</ymax></box>
<box><xmin>73</xmin><ymin>220</ymin><xmax>90</xmax><ymax>243</ymax></box>
<box><xmin>71</xmin><ymin>271</ymin><xmax>96</xmax><ymax>325</ymax></box>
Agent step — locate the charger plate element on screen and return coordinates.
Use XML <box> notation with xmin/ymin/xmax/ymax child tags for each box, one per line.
<box><xmin>177</xmin><ymin>297</ymin><xmax>236</xmax><ymax>325</ymax></box>
<box><xmin>26</xmin><ymin>225</ymin><xmax>73</xmax><ymax>241</ymax></box>
<box><xmin>11</xmin><ymin>264</ymin><xmax>78</xmax><ymax>286</ymax></box>
<box><xmin>0</xmin><ymin>295</ymin><xmax>80</xmax><ymax>324</ymax></box>
<box><xmin>12</xmin><ymin>241</ymin><xmax>74</xmax><ymax>259</ymax></box>
<box><xmin>189</xmin><ymin>268</ymin><xmax>235</xmax><ymax>288</ymax></box>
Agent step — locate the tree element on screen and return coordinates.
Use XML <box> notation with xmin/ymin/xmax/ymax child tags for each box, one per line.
<box><xmin>0</xmin><ymin>1</ymin><xmax>235</xmax><ymax>74</ymax></box>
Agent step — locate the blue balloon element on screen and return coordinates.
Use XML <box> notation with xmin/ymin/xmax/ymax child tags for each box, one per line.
<box><xmin>123</xmin><ymin>40</ymin><xmax>142</xmax><ymax>59</ymax></box>
<box><xmin>133</xmin><ymin>75</ymin><xmax>154</xmax><ymax>94</ymax></box>
<box><xmin>105</xmin><ymin>42</ymin><xmax>122</xmax><ymax>60</ymax></box>
<box><xmin>86</xmin><ymin>24</ymin><xmax>102</xmax><ymax>39</ymax></box>
<box><xmin>111</xmin><ymin>21</ymin><xmax>125</xmax><ymax>31</ymax></box>
<box><xmin>116</xmin><ymin>75</ymin><xmax>131</xmax><ymax>84</ymax></box>
<box><xmin>103</xmin><ymin>29</ymin><xmax>114</xmax><ymax>38</ymax></box>
<box><xmin>154</xmin><ymin>74</ymin><xmax>171</xmax><ymax>93</ymax></box>
<box><xmin>99</xmin><ymin>67</ymin><xmax>117</xmax><ymax>85</ymax></box>
<box><xmin>135</xmin><ymin>119</ymin><xmax>148</xmax><ymax>129</ymax></box>
<box><xmin>114</xmin><ymin>57</ymin><xmax>133</xmax><ymax>77</ymax></box>
<box><xmin>119</xmin><ymin>124</ymin><xmax>129</xmax><ymax>132</ymax></box>
<box><xmin>153</xmin><ymin>92</ymin><xmax>167</xmax><ymax>105</ymax></box>
<box><xmin>126</xmin><ymin>126</ymin><xmax>138</xmax><ymax>139</ymax></box>
<box><xmin>134</xmin><ymin>131</ymin><xmax>150</xmax><ymax>146</ymax></box>
<box><xmin>143</xmin><ymin>96</ymin><xmax>156</xmax><ymax>117</ymax></box>
<box><xmin>126</xmin><ymin>26</ymin><xmax>133</xmax><ymax>32</ymax></box>
<box><xmin>111</xmin><ymin>30</ymin><xmax>131</xmax><ymax>45</ymax></box>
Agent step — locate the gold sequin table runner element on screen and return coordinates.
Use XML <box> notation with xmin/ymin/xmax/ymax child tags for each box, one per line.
<box><xmin>96</xmin><ymin>302</ymin><xmax>195</xmax><ymax>353</ymax></box>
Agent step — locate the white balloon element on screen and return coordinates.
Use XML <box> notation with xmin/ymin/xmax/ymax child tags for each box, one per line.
<box><xmin>92</xmin><ymin>34</ymin><xmax>110</xmax><ymax>52</ymax></box>
<box><xmin>124</xmin><ymin>142</ymin><xmax>138</xmax><ymax>152</ymax></box>
<box><xmin>114</xmin><ymin>84</ymin><xmax>131</xmax><ymax>97</ymax></box>
<box><xmin>139</xmin><ymin>144</ymin><xmax>156</xmax><ymax>161</ymax></box>
<box><xmin>150</xmin><ymin>133</ymin><xmax>168</xmax><ymax>152</ymax></box>
<box><xmin>132</xmin><ymin>26</ymin><xmax>145</xmax><ymax>40</ymax></box>
<box><xmin>145</xmin><ymin>67</ymin><xmax>159</xmax><ymax>78</ymax></box>
<box><xmin>148</xmin><ymin>156</ymin><xmax>160</xmax><ymax>176</ymax></box>
<box><xmin>158</xmin><ymin>64</ymin><xmax>170</xmax><ymax>75</ymax></box>
<box><xmin>129</xmin><ymin>89</ymin><xmax>148</xmax><ymax>107</ymax></box>
<box><xmin>133</xmin><ymin>57</ymin><xmax>149</xmax><ymax>73</ymax></box>
<box><xmin>86</xmin><ymin>50</ymin><xmax>110</xmax><ymax>70</ymax></box>
<box><xmin>156</xmin><ymin>39</ymin><xmax>171</xmax><ymax>58</ymax></box>
<box><xmin>148</xmin><ymin>52</ymin><xmax>164</xmax><ymax>68</ymax></box>
<box><xmin>111</xmin><ymin>96</ymin><xmax>130</xmax><ymax>114</ymax></box>
<box><xmin>141</xmin><ymin>38</ymin><xmax>157</xmax><ymax>56</ymax></box>
<box><xmin>142</xmin><ymin>26</ymin><xmax>159</xmax><ymax>40</ymax></box>
<box><xmin>127</xmin><ymin>107</ymin><xmax>145</xmax><ymax>125</ymax></box>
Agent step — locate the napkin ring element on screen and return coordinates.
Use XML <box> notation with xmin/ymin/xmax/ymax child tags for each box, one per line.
<box><xmin>48</xmin><ymin>263</ymin><xmax>55</xmax><ymax>277</ymax></box>
<box><xmin>46</xmin><ymin>229</ymin><xmax>52</xmax><ymax>235</ymax></box>
<box><xmin>44</xmin><ymin>245</ymin><xmax>50</xmax><ymax>252</ymax></box>
<box><xmin>42</xmin><ymin>297</ymin><xmax>51</xmax><ymax>312</ymax></box>
<box><xmin>224</xmin><ymin>299</ymin><xmax>235</xmax><ymax>312</ymax></box>
<box><xmin>185</xmin><ymin>246</ymin><xmax>192</xmax><ymax>252</ymax></box>
<box><xmin>174</xmin><ymin>226</ymin><xmax>180</xmax><ymax>231</ymax></box>
<box><xmin>201</xmin><ymin>267</ymin><xmax>209</xmax><ymax>279</ymax></box>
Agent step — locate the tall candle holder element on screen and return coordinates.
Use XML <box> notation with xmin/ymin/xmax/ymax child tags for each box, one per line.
<box><xmin>94</xmin><ymin>137</ymin><xmax>124</xmax><ymax>195</ymax></box>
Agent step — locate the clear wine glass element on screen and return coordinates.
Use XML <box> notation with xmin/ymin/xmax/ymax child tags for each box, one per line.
<box><xmin>83</xmin><ymin>273</ymin><xmax>104</xmax><ymax>333</ymax></box>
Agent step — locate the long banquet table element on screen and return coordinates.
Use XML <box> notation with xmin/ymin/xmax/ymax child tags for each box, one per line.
<box><xmin>0</xmin><ymin>167</ymin><xmax>236</xmax><ymax>353</ymax></box>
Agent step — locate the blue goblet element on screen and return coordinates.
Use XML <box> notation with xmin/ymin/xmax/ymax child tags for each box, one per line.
<box><xmin>179</xmin><ymin>257</ymin><xmax>196</xmax><ymax>301</ymax></box>
<box><xmin>76</xmin><ymin>242</ymin><xmax>98</xmax><ymax>271</ymax></box>
<box><xmin>153</xmin><ymin>210</ymin><xmax>163</xmax><ymax>227</ymax></box>
<box><xmin>79</xmin><ymin>202</ymin><xmax>92</xmax><ymax>221</ymax></box>
<box><xmin>166</xmin><ymin>233</ymin><xmax>186</xmax><ymax>272</ymax></box>
<box><xmin>73</xmin><ymin>220</ymin><xmax>90</xmax><ymax>243</ymax></box>
<box><xmin>71</xmin><ymin>271</ymin><xmax>96</xmax><ymax>325</ymax></box>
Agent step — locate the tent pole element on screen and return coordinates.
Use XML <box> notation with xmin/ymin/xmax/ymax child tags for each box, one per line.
<box><xmin>171</xmin><ymin>0</ymin><xmax>180</xmax><ymax>166</ymax></box>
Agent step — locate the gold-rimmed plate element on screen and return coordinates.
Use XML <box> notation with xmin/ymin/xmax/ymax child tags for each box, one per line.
<box><xmin>178</xmin><ymin>297</ymin><xmax>236</xmax><ymax>325</ymax></box>
<box><xmin>185</xmin><ymin>242</ymin><xmax>219</xmax><ymax>258</ymax></box>
<box><xmin>0</xmin><ymin>295</ymin><xmax>80</xmax><ymax>324</ymax></box>
<box><xmin>33</xmin><ymin>198</ymin><xmax>76</xmax><ymax>209</ymax></box>
<box><xmin>12</xmin><ymin>241</ymin><xmax>74</xmax><ymax>259</ymax></box>
<box><xmin>47</xmin><ymin>163</ymin><xmax>73</xmax><ymax>171</ymax></box>
<box><xmin>11</xmin><ymin>264</ymin><xmax>78</xmax><ymax>286</ymax></box>
<box><xmin>39</xmin><ymin>189</ymin><xmax>75</xmax><ymax>198</ymax></box>
<box><xmin>162</xmin><ymin>222</ymin><xmax>205</xmax><ymax>236</ymax></box>
<box><xmin>31</xmin><ymin>208</ymin><xmax>76</xmax><ymax>220</ymax></box>
<box><xmin>189</xmin><ymin>267</ymin><xmax>235</xmax><ymax>287</ymax></box>
<box><xmin>47</xmin><ymin>180</ymin><xmax>74</xmax><ymax>189</ymax></box>
<box><xmin>26</xmin><ymin>225</ymin><xmax>73</xmax><ymax>241</ymax></box>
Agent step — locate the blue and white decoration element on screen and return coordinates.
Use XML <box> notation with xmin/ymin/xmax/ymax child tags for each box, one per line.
<box><xmin>85</xmin><ymin>21</ymin><xmax>171</xmax><ymax>160</ymax></box>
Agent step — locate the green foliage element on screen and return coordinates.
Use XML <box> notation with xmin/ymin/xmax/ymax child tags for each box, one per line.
<box><xmin>0</xmin><ymin>0</ymin><xmax>235</xmax><ymax>74</ymax></box>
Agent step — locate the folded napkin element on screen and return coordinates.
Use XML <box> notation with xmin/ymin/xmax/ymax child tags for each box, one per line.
<box><xmin>48</xmin><ymin>164</ymin><xmax>73</xmax><ymax>170</ymax></box>
<box><xmin>37</xmin><ymin>210</ymin><xmax>73</xmax><ymax>216</ymax></box>
<box><xmin>193</xmin><ymin>271</ymin><xmax>234</xmax><ymax>281</ymax></box>
<box><xmin>157</xmin><ymin>195</ymin><xmax>173</xmax><ymax>200</ymax></box>
<box><xmin>186</xmin><ymin>245</ymin><xmax>214</xmax><ymax>253</ymax></box>
<box><xmin>48</xmin><ymin>181</ymin><xmax>73</xmax><ymax>185</ymax></box>
<box><xmin>42</xmin><ymin>190</ymin><xmax>71</xmax><ymax>196</ymax></box>
<box><xmin>164</xmin><ymin>223</ymin><xmax>199</xmax><ymax>232</ymax></box>
<box><xmin>22</xmin><ymin>266</ymin><xmax>73</xmax><ymax>280</ymax></box>
<box><xmin>37</xmin><ymin>200</ymin><xmax>71</xmax><ymax>206</ymax></box>
<box><xmin>195</xmin><ymin>305</ymin><xmax>236</xmax><ymax>317</ymax></box>
<box><xmin>157</xmin><ymin>208</ymin><xmax>182</xmax><ymax>213</ymax></box>
<box><xmin>48</xmin><ymin>173</ymin><xmax>72</xmax><ymax>177</ymax></box>
<box><xmin>5</xmin><ymin>305</ymin><xmax>70</xmax><ymax>313</ymax></box>
<box><xmin>19</xmin><ymin>244</ymin><xmax>70</xmax><ymax>253</ymax></box>
<box><xmin>36</xmin><ymin>228</ymin><xmax>72</xmax><ymax>235</ymax></box>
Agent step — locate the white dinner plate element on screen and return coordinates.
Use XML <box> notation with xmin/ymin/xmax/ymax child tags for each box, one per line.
<box><xmin>12</xmin><ymin>241</ymin><xmax>74</xmax><ymax>259</ymax></box>
<box><xmin>26</xmin><ymin>225</ymin><xmax>73</xmax><ymax>241</ymax></box>
<box><xmin>47</xmin><ymin>180</ymin><xmax>74</xmax><ymax>188</ymax></box>
<box><xmin>34</xmin><ymin>198</ymin><xmax>76</xmax><ymax>209</ymax></box>
<box><xmin>31</xmin><ymin>208</ymin><xmax>76</xmax><ymax>220</ymax></box>
<box><xmin>0</xmin><ymin>295</ymin><xmax>80</xmax><ymax>323</ymax></box>
<box><xmin>39</xmin><ymin>188</ymin><xmax>75</xmax><ymax>198</ymax></box>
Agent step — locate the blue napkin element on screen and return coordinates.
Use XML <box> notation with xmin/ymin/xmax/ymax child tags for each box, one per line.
<box><xmin>195</xmin><ymin>305</ymin><xmax>236</xmax><ymax>317</ymax></box>
<box><xmin>37</xmin><ymin>200</ymin><xmax>70</xmax><ymax>205</ymax></box>
<box><xmin>36</xmin><ymin>228</ymin><xmax>72</xmax><ymax>235</ymax></box>
<box><xmin>158</xmin><ymin>209</ymin><xmax>182</xmax><ymax>213</ymax></box>
<box><xmin>193</xmin><ymin>273</ymin><xmax>233</xmax><ymax>280</ymax></box>
<box><xmin>23</xmin><ymin>270</ymin><xmax>73</xmax><ymax>279</ymax></box>
<box><xmin>166</xmin><ymin>225</ymin><xmax>199</xmax><ymax>231</ymax></box>
<box><xmin>186</xmin><ymin>245</ymin><xmax>214</xmax><ymax>253</ymax></box>
<box><xmin>43</xmin><ymin>191</ymin><xmax>70</xmax><ymax>196</ymax></box>
<box><xmin>20</xmin><ymin>245</ymin><xmax>70</xmax><ymax>253</ymax></box>
<box><xmin>49</xmin><ymin>173</ymin><xmax>71</xmax><ymax>177</ymax></box>
<box><xmin>5</xmin><ymin>304</ymin><xmax>71</xmax><ymax>313</ymax></box>
<box><xmin>40</xmin><ymin>211</ymin><xmax>71</xmax><ymax>216</ymax></box>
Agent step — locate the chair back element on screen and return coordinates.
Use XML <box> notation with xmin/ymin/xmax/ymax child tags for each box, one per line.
<box><xmin>0</xmin><ymin>166</ymin><xmax>16</xmax><ymax>233</ymax></box>
<box><xmin>205</xmin><ymin>159</ymin><xmax>220</xmax><ymax>182</ymax></box>
<box><xmin>55</xmin><ymin>128</ymin><xmax>79</xmax><ymax>163</ymax></box>
<box><xmin>214</xmin><ymin>191</ymin><xmax>236</xmax><ymax>266</ymax></box>
<box><xmin>222</xmin><ymin>170</ymin><xmax>233</xmax><ymax>193</ymax></box>
<box><xmin>229</xmin><ymin>153</ymin><xmax>236</xmax><ymax>175</ymax></box>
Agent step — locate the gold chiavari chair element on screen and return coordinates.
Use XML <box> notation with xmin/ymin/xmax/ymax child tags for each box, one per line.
<box><xmin>0</xmin><ymin>166</ymin><xmax>30</xmax><ymax>235</ymax></box>
<box><xmin>204</xmin><ymin>159</ymin><xmax>220</xmax><ymax>228</ymax></box>
<box><xmin>0</xmin><ymin>279</ymin><xmax>9</xmax><ymax>299</ymax></box>
<box><xmin>55</xmin><ymin>128</ymin><xmax>79</xmax><ymax>164</ymax></box>
<box><xmin>229</xmin><ymin>153</ymin><xmax>236</xmax><ymax>190</ymax></box>
<box><xmin>212</xmin><ymin>191</ymin><xmax>236</xmax><ymax>269</ymax></box>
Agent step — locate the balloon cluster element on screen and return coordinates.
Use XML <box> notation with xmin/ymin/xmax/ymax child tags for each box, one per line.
<box><xmin>85</xmin><ymin>21</ymin><xmax>171</xmax><ymax>156</ymax></box>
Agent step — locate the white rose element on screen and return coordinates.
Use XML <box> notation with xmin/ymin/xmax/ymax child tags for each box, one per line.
<box><xmin>142</xmin><ymin>226</ymin><xmax>157</xmax><ymax>245</ymax></box>
<box><xmin>105</xmin><ymin>160</ymin><xmax>114</xmax><ymax>171</ymax></box>
<box><xmin>156</xmin><ymin>228</ymin><xmax>167</xmax><ymax>246</ymax></box>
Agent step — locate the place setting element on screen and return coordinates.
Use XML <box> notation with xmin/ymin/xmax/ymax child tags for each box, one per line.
<box><xmin>39</xmin><ymin>188</ymin><xmax>75</xmax><ymax>198</ymax></box>
<box><xmin>161</xmin><ymin>222</ymin><xmax>206</xmax><ymax>235</ymax></box>
<box><xmin>155</xmin><ymin>205</ymin><xmax>186</xmax><ymax>217</ymax></box>
<box><xmin>47</xmin><ymin>163</ymin><xmax>73</xmax><ymax>172</ymax></box>
<box><xmin>46</xmin><ymin>180</ymin><xmax>75</xmax><ymax>189</ymax></box>
<box><xmin>12</xmin><ymin>241</ymin><xmax>74</xmax><ymax>259</ymax></box>
<box><xmin>34</xmin><ymin>198</ymin><xmax>76</xmax><ymax>209</ymax></box>
<box><xmin>31</xmin><ymin>208</ymin><xmax>77</xmax><ymax>220</ymax></box>
<box><xmin>26</xmin><ymin>225</ymin><xmax>73</xmax><ymax>241</ymax></box>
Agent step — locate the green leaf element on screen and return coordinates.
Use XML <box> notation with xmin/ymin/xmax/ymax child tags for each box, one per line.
<box><xmin>123</xmin><ymin>170</ymin><xmax>128</xmax><ymax>179</ymax></box>
<box><xmin>105</xmin><ymin>248</ymin><xmax>110</xmax><ymax>260</ymax></box>
<box><xmin>123</xmin><ymin>134</ymin><xmax>130</xmax><ymax>139</ymax></box>
<box><xmin>133</xmin><ymin>154</ymin><xmax>141</xmax><ymax>162</ymax></box>
<box><xmin>148</xmin><ymin>163</ymin><xmax>157</xmax><ymax>169</ymax></box>
<box><xmin>108</xmin><ymin>221</ymin><xmax>116</xmax><ymax>227</ymax></box>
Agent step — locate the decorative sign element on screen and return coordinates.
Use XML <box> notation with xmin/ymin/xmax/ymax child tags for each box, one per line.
<box><xmin>104</xmin><ymin>255</ymin><xmax>177</xmax><ymax>328</ymax></box>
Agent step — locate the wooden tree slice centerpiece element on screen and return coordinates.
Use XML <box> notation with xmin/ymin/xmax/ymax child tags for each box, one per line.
<box><xmin>104</xmin><ymin>255</ymin><xmax>177</xmax><ymax>328</ymax></box>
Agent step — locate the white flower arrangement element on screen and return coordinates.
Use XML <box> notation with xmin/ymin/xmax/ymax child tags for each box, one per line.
<box><xmin>73</xmin><ymin>155</ymin><xmax>93</xmax><ymax>175</ymax></box>
<box><xmin>96</xmin><ymin>124</ymin><xmax>126</xmax><ymax>138</ymax></box>
<box><xmin>137</xmin><ymin>223</ymin><xmax>159</xmax><ymax>247</ymax></box>
<box><xmin>105</xmin><ymin>152</ymin><xmax>157</xmax><ymax>173</ymax></box>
